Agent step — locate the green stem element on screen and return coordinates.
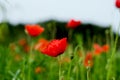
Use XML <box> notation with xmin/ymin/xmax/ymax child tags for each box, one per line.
<box><xmin>76</xmin><ymin>66</ymin><xmax>78</xmax><ymax>80</ymax></box>
<box><xmin>28</xmin><ymin>54</ymin><xmax>31</xmax><ymax>80</ymax></box>
<box><xmin>110</xmin><ymin>26</ymin><xmax>114</xmax><ymax>48</ymax></box>
<box><xmin>47</xmin><ymin>21</ymin><xmax>56</xmax><ymax>39</ymax></box>
<box><xmin>67</xmin><ymin>63</ymin><xmax>72</xmax><ymax>80</ymax></box>
<box><xmin>87</xmin><ymin>67</ymin><xmax>91</xmax><ymax>80</ymax></box>
<box><xmin>22</xmin><ymin>57</ymin><xmax>25</xmax><ymax>80</ymax></box>
<box><xmin>58</xmin><ymin>56</ymin><xmax>62</xmax><ymax>80</ymax></box>
<box><xmin>105</xmin><ymin>29</ymin><xmax>109</xmax><ymax>44</ymax></box>
<box><xmin>68</xmin><ymin>29</ymin><xmax>73</xmax><ymax>42</ymax></box>
<box><xmin>52</xmin><ymin>21</ymin><xmax>56</xmax><ymax>39</ymax></box>
<box><xmin>81</xmin><ymin>65</ymin><xmax>85</xmax><ymax>80</ymax></box>
<box><xmin>67</xmin><ymin>45</ymin><xmax>80</xmax><ymax>80</ymax></box>
<box><xmin>107</xmin><ymin>10</ymin><xmax>120</xmax><ymax>80</ymax></box>
<box><xmin>28</xmin><ymin>38</ymin><xmax>34</xmax><ymax>80</ymax></box>
<box><xmin>106</xmin><ymin>32</ymin><xmax>118</xmax><ymax>80</ymax></box>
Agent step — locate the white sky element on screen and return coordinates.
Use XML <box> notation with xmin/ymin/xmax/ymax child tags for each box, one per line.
<box><xmin>0</xmin><ymin>0</ymin><xmax>120</xmax><ymax>32</ymax></box>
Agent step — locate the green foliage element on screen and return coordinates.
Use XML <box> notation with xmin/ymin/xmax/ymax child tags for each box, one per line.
<box><xmin>0</xmin><ymin>21</ymin><xmax>120</xmax><ymax>80</ymax></box>
<box><xmin>0</xmin><ymin>23</ymin><xmax>9</xmax><ymax>42</ymax></box>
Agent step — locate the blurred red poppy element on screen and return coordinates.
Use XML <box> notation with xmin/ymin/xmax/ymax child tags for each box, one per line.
<box><xmin>24</xmin><ymin>45</ymin><xmax>30</xmax><ymax>53</ymax></box>
<box><xmin>102</xmin><ymin>44</ymin><xmax>109</xmax><ymax>53</ymax></box>
<box><xmin>41</xmin><ymin>38</ymin><xmax>67</xmax><ymax>57</ymax></box>
<box><xmin>14</xmin><ymin>54</ymin><xmax>22</xmax><ymax>61</ymax></box>
<box><xmin>67</xmin><ymin>19</ymin><xmax>81</xmax><ymax>29</ymax></box>
<box><xmin>84</xmin><ymin>52</ymin><xmax>93</xmax><ymax>67</ymax></box>
<box><xmin>116</xmin><ymin>0</ymin><xmax>120</xmax><ymax>8</ymax></box>
<box><xmin>35</xmin><ymin>67</ymin><xmax>42</xmax><ymax>74</ymax></box>
<box><xmin>25</xmin><ymin>24</ymin><xmax>44</xmax><ymax>37</ymax></box>
<box><xmin>18</xmin><ymin>38</ymin><xmax>27</xmax><ymax>46</ymax></box>
<box><xmin>93</xmin><ymin>43</ymin><xmax>103</xmax><ymax>55</ymax></box>
<box><xmin>34</xmin><ymin>38</ymin><xmax>49</xmax><ymax>52</ymax></box>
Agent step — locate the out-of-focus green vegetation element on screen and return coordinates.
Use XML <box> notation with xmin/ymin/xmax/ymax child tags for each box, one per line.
<box><xmin>0</xmin><ymin>20</ymin><xmax>113</xmax><ymax>45</ymax></box>
<box><xmin>0</xmin><ymin>20</ymin><xmax>120</xmax><ymax>80</ymax></box>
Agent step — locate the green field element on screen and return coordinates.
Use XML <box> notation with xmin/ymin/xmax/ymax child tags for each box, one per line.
<box><xmin>0</xmin><ymin>21</ymin><xmax>120</xmax><ymax>80</ymax></box>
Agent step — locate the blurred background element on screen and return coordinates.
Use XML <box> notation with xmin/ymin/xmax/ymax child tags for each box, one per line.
<box><xmin>0</xmin><ymin>0</ymin><xmax>120</xmax><ymax>43</ymax></box>
<box><xmin>1</xmin><ymin>1</ymin><xmax>120</xmax><ymax>80</ymax></box>
<box><xmin>0</xmin><ymin>0</ymin><xmax>119</xmax><ymax>26</ymax></box>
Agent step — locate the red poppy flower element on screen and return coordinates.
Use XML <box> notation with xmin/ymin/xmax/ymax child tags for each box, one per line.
<box><xmin>25</xmin><ymin>24</ymin><xmax>44</xmax><ymax>37</ymax></box>
<box><xmin>116</xmin><ymin>0</ymin><xmax>120</xmax><ymax>8</ymax></box>
<box><xmin>67</xmin><ymin>19</ymin><xmax>81</xmax><ymax>29</ymax></box>
<box><xmin>41</xmin><ymin>38</ymin><xmax>67</xmax><ymax>57</ymax></box>
<box><xmin>102</xmin><ymin>44</ymin><xmax>109</xmax><ymax>53</ymax></box>
<box><xmin>84</xmin><ymin>52</ymin><xmax>93</xmax><ymax>67</ymax></box>
<box><xmin>34</xmin><ymin>38</ymin><xmax>49</xmax><ymax>52</ymax></box>
<box><xmin>93</xmin><ymin>43</ymin><xmax>103</xmax><ymax>55</ymax></box>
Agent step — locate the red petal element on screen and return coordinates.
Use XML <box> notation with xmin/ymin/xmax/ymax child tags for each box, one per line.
<box><xmin>41</xmin><ymin>38</ymin><xmax>67</xmax><ymax>57</ymax></box>
<box><xmin>67</xmin><ymin>19</ymin><xmax>81</xmax><ymax>29</ymax></box>
<box><xmin>116</xmin><ymin>0</ymin><xmax>120</xmax><ymax>8</ymax></box>
<box><xmin>25</xmin><ymin>24</ymin><xmax>44</xmax><ymax>37</ymax></box>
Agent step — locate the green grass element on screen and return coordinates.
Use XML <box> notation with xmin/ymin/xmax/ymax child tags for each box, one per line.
<box><xmin>0</xmin><ymin>23</ymin><xmax>120</xmax><ymax>80</ymax></box>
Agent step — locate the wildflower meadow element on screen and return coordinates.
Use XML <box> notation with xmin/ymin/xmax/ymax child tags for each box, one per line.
<box><xmin>0</xmin><ymin>0</ymin><xmax>120</xmax><ymax>80</ymax></box>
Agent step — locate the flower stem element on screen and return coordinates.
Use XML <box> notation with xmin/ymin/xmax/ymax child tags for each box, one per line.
<box><xmin>22</xmin><ymin>57</ymin><xmax>25</xmax><ymax>80</ymax></box>
<box><xmin>87</xmin><ymin>67</ymin><xmax>91</xmax><ymax>80</ymax></box>
<box><xmin>28</xmin><ymin>57</ymin><xmax>31</xmax><ymax>80</ymax></box>
<box><xmin>68</xmin><ymin>29</ymin><xmax>73</xmax><ymax>42</ymax></box>
<box><xmin>58</xmin><ymin>56</ymin><xmax>62</xmax><ymax>80</ymax></box>
<box><xmin>67</xmin><ymin>63</ymin><xmax>72</xmax><ymax>80</ymax></box>
<box><xmin>107</xmin><ymin>9</ymin><xmax>120</xmax><ymax>80</ymax></box>
<box><xmin>28</xmin><ymin>37</ymin><xmax>33</xmax><ymax>80</ymax></box>
<box><xmin>52</xmin><ymin>21</ymin><xmax>56</xmax><ymax>39</ymax></box>
<box><xmin>106</xmin><ymin>31</ymin><xmax>118</xmax><ymax>80</ymax></box>
<box><xmin>76</xmin><ymin>66</ymin><xmax>79</xmax><ymax>80</ymax></box>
